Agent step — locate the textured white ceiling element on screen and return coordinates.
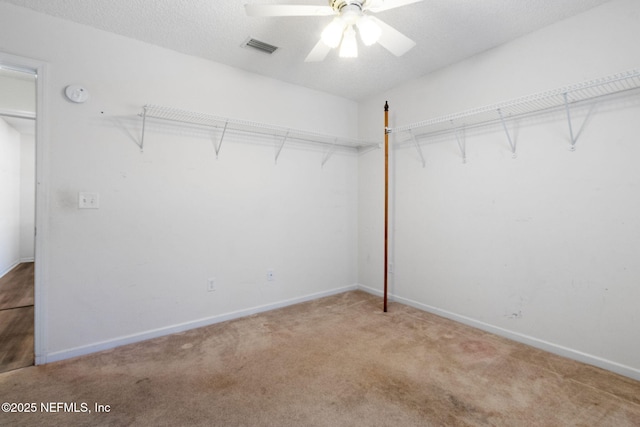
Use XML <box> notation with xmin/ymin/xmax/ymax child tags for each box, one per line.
<box><xmin>2</xmin><ymin>0</ymin><xmax>611</xmax><ymax>100</ymax></box>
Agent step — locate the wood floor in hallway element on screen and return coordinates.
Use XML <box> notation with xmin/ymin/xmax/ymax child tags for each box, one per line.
<box><xmin>0</xmin><ymin>262</ymin><xmax>34</xmax><ymax>372</ymax></box>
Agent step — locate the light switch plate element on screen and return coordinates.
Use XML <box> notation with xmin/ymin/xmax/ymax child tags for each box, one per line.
<box><xmin>78</xmin><ymin>192</ymin><xmax>99</xmax><ymax>209</ymax></box>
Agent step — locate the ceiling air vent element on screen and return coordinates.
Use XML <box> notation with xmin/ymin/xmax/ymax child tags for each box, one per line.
<box><xmin>243</xmin><ymin>38</ymin><xmax>279</xmax><ymax>55</ymax></box>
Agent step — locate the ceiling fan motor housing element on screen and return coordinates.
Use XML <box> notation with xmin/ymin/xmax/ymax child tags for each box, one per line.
<box><xmin>329</xmin><ymin>0</ymin><xmax>365</xmax><ymax>13</ymax></box>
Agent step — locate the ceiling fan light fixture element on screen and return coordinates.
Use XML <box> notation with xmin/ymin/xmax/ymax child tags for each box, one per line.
<box><xmin>245</xmin><ymin>0</ymin><xmax>421</xmax><ymax>62</ymax></box>
<box><xmin>339</xmin><ymin>26</ymin><xmax>358</xmax><ymax>58</ymax></box>
<box><xmin>356</xmin><ymin>15</ymin><xmax>381</xmax><ymax>46</ymax></box>
<box><xmin>321</xmin><ymin>17</ymin><xmax>346</xmax><ymax>48</ymax></box>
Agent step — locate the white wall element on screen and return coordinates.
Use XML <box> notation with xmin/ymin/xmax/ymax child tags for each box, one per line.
<box><xmin>19</xmin><ymin>132</ymin><xmax>35</xmax><ymax>262</ymax></box>
<box><xmin>0</xmin><ymin>118</ymin><xmax>21</xmax><ymax>277</ymax></box>
<box><xmin>0</xmin><ymin>2</ymin><xmax>359</xmax><ymax>360</ymax></box>
<box><xmin>0</xmin><ymin>70</ymin><xmax>35</xmax><ymax>114</ymax></box>
<box><xmin>358</xmin><ymin>0</ymin><xmax>640</xmax><ymax>379</ymax></box>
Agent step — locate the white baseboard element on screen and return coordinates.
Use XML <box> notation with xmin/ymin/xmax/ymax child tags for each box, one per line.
<box><xmin>356</xmin><ymin>283</ymin><xmax>385</xmax><ymax>297</ymax></box>
<box><xmin>0</xmin><ymin>260</ymin><xmax>20</xmax><ymax>280</ymax></box>
<box><xmin>356</xmin><ymin>283</ymin><xmax>640</xmax><ymax>381</ymax></box>
<box><xmin>44</xmin><ymin>284</ymin><xmax>358</xmax><ymax>364</ymax></box>
<box><xmin>20</xmin><ymin>257</ymin><xmax>35</xmax><ymax>263</ymax></box>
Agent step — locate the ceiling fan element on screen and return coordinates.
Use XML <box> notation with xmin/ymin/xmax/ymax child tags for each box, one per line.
<box><xmin>245</xmin><ymin>0</ymin><xmax>423</xmax><ymax>62</ymax></box>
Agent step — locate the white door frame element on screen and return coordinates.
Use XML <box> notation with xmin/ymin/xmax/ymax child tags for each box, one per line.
<box><xmin>0</xmin><ymin>51</ymin><xmax>49</xmax><ymax>365</ymax></box>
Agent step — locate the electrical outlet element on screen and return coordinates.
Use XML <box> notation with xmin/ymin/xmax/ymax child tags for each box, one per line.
<box><xmin>78</xmin><ymin>192</ymin><xmax>99</xmax><ymax>209</ymax></box>
<box><xmin>207</xmin><ymin>278</ymin><xmax>216</xmax><ymax>292</ymax></box>
<box><xmin>267</xmin><ymin>269</ymin><xmax>274</xmax><ymax>282</ymax></box>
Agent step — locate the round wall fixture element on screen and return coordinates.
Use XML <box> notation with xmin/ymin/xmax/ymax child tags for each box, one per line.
<box><xmin>65</xmin><ymin>85</ymin><xmax>89</xmax><ymax>103</ymax></box>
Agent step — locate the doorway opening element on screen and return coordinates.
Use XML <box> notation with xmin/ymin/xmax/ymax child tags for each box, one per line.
<box><xmin>0</xmin><ymin>61</ymin><xmax>38</xmax><ymax>372</ymax></box>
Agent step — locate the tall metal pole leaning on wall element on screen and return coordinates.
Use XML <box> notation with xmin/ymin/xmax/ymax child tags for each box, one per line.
<box><xmin>384</xmin><ymin>101</ymin><xmax>389</xmax><ymax>313</ymax></box>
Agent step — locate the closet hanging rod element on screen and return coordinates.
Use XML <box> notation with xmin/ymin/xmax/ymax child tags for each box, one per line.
<box><xmin>140</xmin><ymin>104</ymin><xmax>380</xmax><ymax>150</ymax></box>
<box><xmin>0</xmin><ymin>109</ymin><xmax>35</xmax><ymax>120</ymax></box>
<box><xmin>390</xmin><ymin>68</ymin><xmax>640</xmax><ymax>136</ymax></box>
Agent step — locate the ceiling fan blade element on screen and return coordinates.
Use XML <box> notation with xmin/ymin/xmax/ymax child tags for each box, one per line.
<box><xmin>244</xmin><ymin>4</ymin><xmax>334</xmax><ymax>17</ymax></box>
<box><xmin>371</xmin><ymin>16</ymin><xmax>416</xmax><ymax>57</ymax></box>
<box><xmin>366</xmin><ymin>0</ymin><xmax>423</xmax><ymax>13</ymax></box>
<box><xmin>304</xmin><ymin>39</ymin><xmax>332</xmax><ymax>62</ymax></box>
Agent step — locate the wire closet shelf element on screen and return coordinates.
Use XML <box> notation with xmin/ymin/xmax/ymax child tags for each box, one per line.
<box><xmin>390</xmin><ymin>68</ymin><xmax>640</xmax><ymax>139</ymax></box>
<box><xmin>140</xmin><ymin>104</ymin><xmax>380</xmax><ymax>159</ymax></box>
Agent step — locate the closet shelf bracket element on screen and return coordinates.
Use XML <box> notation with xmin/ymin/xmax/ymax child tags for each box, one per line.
<box><xmin>563</xmin><ymin>92</ymin><xmax>577</xmax><ymax>151</ymax></box>
<box><xmin>213</xmin><ymin>120</ymin><xmax>228</xmax><ymax>158</ymax></box>
<box><xmin>275</xmin><ymin>130</ymin><xmax>289</xmax><ymax>164</ymax></box>
<box><xmin>140</xmin><ymin>105</ymin><xmax>148</xmax><ymax>152</ymax></box>
<box><xmin>497</xmin><ymin>109</ymin><xmax>517</xmax><ymax>158</ymax></box>
<box><xmin>452</xmin><ymin>122</ymin><xmax>466</xmax><ymax>163</ymax></box>
<box><xmin>408</xmin><ymin>129</ymin><xmax>426</xmax><ymax>168</ymax></box>
<box><xmin>321</xmin><ymin>138</ymin><xmax>338</xmax><ymax>167</ymax></box>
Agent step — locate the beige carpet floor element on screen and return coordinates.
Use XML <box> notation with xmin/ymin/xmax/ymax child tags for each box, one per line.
<box><xmin>0</xmin><ymin>290</ymin><xmax>639</xmax><ymax>426</ymax></box>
